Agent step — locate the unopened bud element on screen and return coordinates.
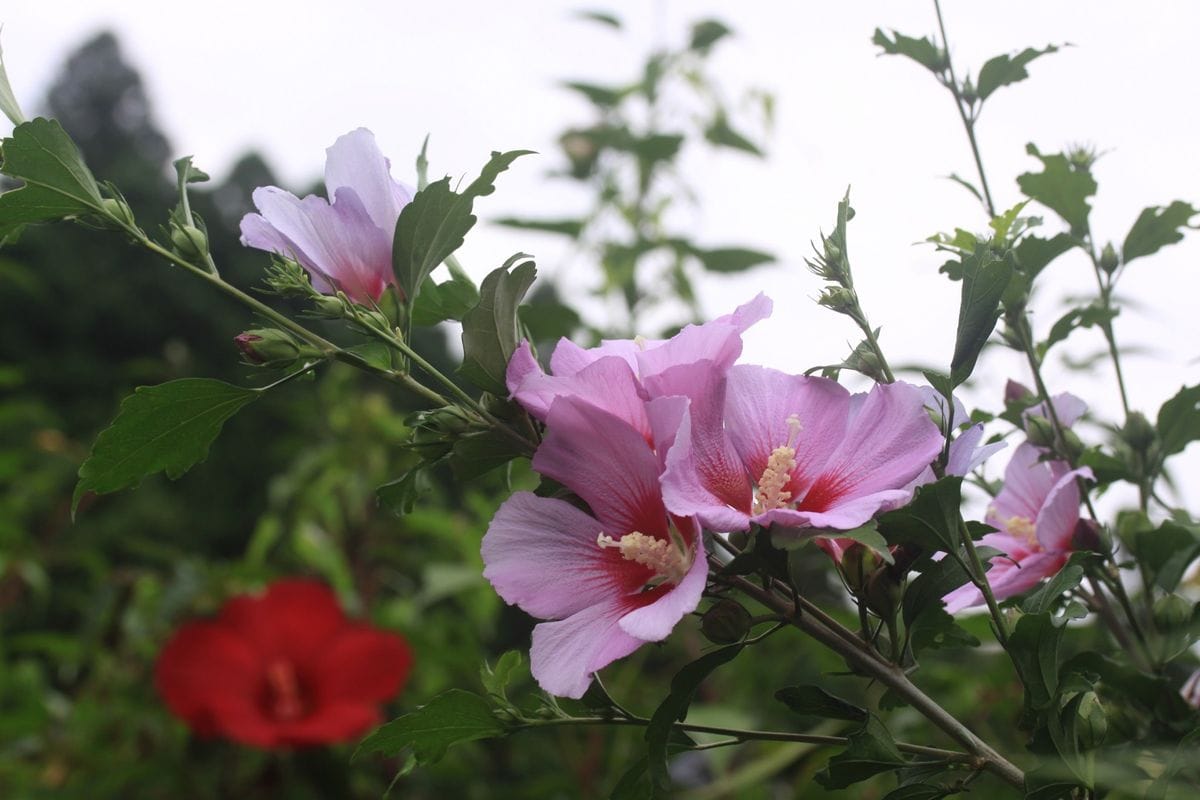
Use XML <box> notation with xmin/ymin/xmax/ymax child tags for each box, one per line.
<box><xmin>1099</xmin><ymin>242</ymin><xmax>1119</xmax><ymax>275</ymax></box>
<box><xmin>864</xmin><ymin>567</ymin><xmax>903</xmax><ymax>619</ymax></box>
<box><xmin>100</xmin><ymin>197</ymin><xmax>137</xmax><ymax>228</ymax></box>
<box><xmin>818</xmin><ymin>287</ymin><xmax>857</xmax><ymax>314</ymax></box>
<box><xmin>1071</xmin><ymin>519</ymin><xmax>1110</xmax><ymax>554</ymax></box>
<box><xmin>312</xmin><ymin>295</ymin><xmax>347</xmax><ymax>318</ymax></box>
<box><xmin>1004</xmin><ymin>379</ymin><xmax>1034</xmax><ymax>405</ymax></box>
<box><xmin>1121</xmin><ymin>411</ymin><xmax>1156</xmax><ymax>452</ymax></box>
<box><xmin>170</xmin><ymin>224</ymin><xmax>208</xmax><ymax>259</ymax></box>
<box><xmin>1153</xmin><ymin>594</ymin><xmax>1192</xmax><ymax>634</ymax></box>
<box><xmin>700</xmin><ymin>599</ymin><xmax>752</xmax><ymax>644</ymax></box>
<box><xmin>839</xmin><ymin>543</ymin><xmax>880</xmax><ymax>596</ymax></box>
<box><xmin>1072</xmin><ymin>691</ymin><xmax>1107</xmax><ymax>751</ymax></box>
<box><xmin>1060</xmin><ymin>428</ymin><xmax>1085</xmax><ymax>461</ymax></box>
<box><xmin>1025</xmin><ymin>414</ymin><xmax>1057</xmax><ymax>448</ymax></box>
<box><xmin>234</xmin><ymin>328</ymin><xmax>305</xmax><ymax>366</ymax></box>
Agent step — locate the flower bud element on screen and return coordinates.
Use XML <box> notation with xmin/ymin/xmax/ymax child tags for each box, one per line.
<box><xmin>864</xmin><ymin>567</ymin><xmax>903</xmax><ymax>619</ymax></box>
<box><xmin>1004</xmin><ymin>379</ymin><xmax>1034</xmax><ymax>405</ymax></box>
<box><xmin>170</xmin><ymin>224</ymin><xmax>208</xmax><ymax>259</ymax></box>
<box><xmin>233</xmin><ymin>328</ymin><xmax>310</xmax><ymax>366</ymax></box>
<box><xmin>700</xmin><ymin>599</ymin><xmax>752</xmax><ymax>644</ymax></box>
<box><xmin>1153</xmin><ymin>594</ymin><xmax>1192</xmax><ymax>634</ymax></box>
<box><xmin>100</xmin><ymin>197</ymin><xmax>137</xmax><ymax>228</ymax></box>
<box><xmin>818</xmin><ymin>287</ymin><xmax>857</xmax><ymax>315</ymax></box>
<box><xmin>1099</xmin><ymin>242</ymin><xmax>1119</xmax><ymax>275</ymax></box>
<box><xmin>839</xmin><ymin>543</ymin><xmax>880</xmax><ymax>596</ymax></box>
<box><xmin>1071</xmin><ymin>519</ymin><xmax>1110</xmax><ymax>554</ymax></box>
<box><xmin>1121</xmin><ymin>411</ymin><xmax>1156</xmax><ymax>452</ymax></box>
<box><xmin>312</xmin><ymin>295</ymin><xmax>348</xmax><ymax>318</ymax></box>
<box><xmin>727</xmin><ymin>530</ymin><xmax>750</xmax><ymax>551</ymax></box>
<box><xmin>1024</xmin><ymin>414</ymin><xmax>1057</xmax><ymax>448</ymax></box>
<box><xmin>1060</xmin><ymin>428</ymin><xmax>1084</xmax><ymax>461</ymax></box>
<box><xmin>1071</xmin><ymin>691</ymin><xmax>1107</xmax><ymax>751</ymax></box>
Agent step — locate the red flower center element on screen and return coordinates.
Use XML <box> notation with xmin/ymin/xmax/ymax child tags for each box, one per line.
<box><xmin>262</xmin><ymin>659</ymin><xmax>310</xmax><ymax>722</ymax></box>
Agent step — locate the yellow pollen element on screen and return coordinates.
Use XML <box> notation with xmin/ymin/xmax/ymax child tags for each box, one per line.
<box><xmin>597</xmin><ymin>530</ymin><xmax>691</xmax><ymax>585</ymax></box>
<box><xmin>633</xmin><ymin>335</ymin><xmax>649</xmax><ymax>351</ymax></box>
<box><xmin>1005</xmin><ymin>515</ymin><xmax>1038</xmax><ymax>548</ymax></box>
<box><xmin>754</xmin><ymin>414</ymin><xmax>803</xmax><ymax>514</ymax></box>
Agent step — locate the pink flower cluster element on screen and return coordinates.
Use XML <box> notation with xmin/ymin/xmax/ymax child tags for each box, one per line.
<box><xmin>483</xmin><ymin>296</ymin><xmax>947</xmax><ymax>697</ymax></box>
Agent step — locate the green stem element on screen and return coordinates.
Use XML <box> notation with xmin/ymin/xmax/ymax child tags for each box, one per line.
<box><xmin>725</xmin><ymin>575</ymin><xmax>1024</xmax><ymax>788</ymax></box>
<box><xmin>933</xmin><ymin>0</ymin><xmax>996</xmax><ymax>218</ymax></box>
<box><xmin>958</xmin><ymin>519</ymin><xmax>1010</xmax><ymax>645</ymax></box>
<box><xmin>518</xmin><ymin>715</ymin><xmax>974</xmax><ymax>764</ymax></box>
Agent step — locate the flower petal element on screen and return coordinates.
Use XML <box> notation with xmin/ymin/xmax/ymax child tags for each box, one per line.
<box><xmin>529</xmin><ymin>600</ymin><xmax>644</xmax><ymax>698</ymax></box>
<box><xmin>943</xmin><ymin>551</ymin><xmax>1067</xmax><ymax>612</ymax></box>
<box><xmin>661</xmin><ymin>401</ymin><xmax>753</xmax><ymax>532</ymax></box>
<box><xmin>508</xmin><ymin>353</ymin><xmax>651</xmax><ymax>440</ymax></box>
<box><xmin>310</xmin><ymin>624</ymin><xmax>412</xmax><ymax>705</ymax></box>
<box><xmin>1035</xmin><ymin>465</ymin><xmax>1093</xmax><ymax>551</ymax></box>
<box><xmin>533</xmin><ymin>397</ymin><xmax>668</xmax><ymax>538</ymax></box>
<box><xmin>617</xmin><ymin>544</ymin><xmax>708</xmax><ymax>641</ymax></box>
<box><xmin>155</xmin><ymin>620</ymin><xmax>265</xmax><ymax>739</ymax></box>
<box><xmin>482</xmin><ymin>492</ymin><xmax>641</xmax><ymax>619</ymax></box>
<box><xmin>324</xmin><ymin>127</ymin><xmax>412</xmax><ymax>233</ymax></box>
<box><xmin>219</xmin><ymin>579</ymin><xmax>347</xmax><ymax>663</ymax></box>
<box><xmin>635</xmin><ymin>294</ymin><xmax>772</xmax><ymax>386</ymax></box>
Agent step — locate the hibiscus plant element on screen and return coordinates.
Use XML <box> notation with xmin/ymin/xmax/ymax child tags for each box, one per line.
<box><xmin>2</xmin><ymin>5</ymin><xmax>1199</xmax><ymax>800</ymax></box>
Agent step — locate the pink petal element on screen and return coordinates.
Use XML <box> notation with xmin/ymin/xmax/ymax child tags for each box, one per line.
<box><xmin>324</xmin><ymin>128</ymin><xmax>412</xmax><ymax>234</ymax></box>
<box><xmin>794</xmin><ymin>381</ymin><xmax>942</xmax><ymax>517</ymax></box>
<box><xmin>548</xmin><ymin>337</ymin><xmax>642</xmax><ymax>378</ymax></box>
<box><xmin>482</xmin><ymin>492</ymin><xmax>641</xmax><ymax>619</ymax></box>
<box><xmin>530</xmin><ymin>600</ymin><xmax>644</xmax><ymax>698</ymax></box>
<box><xmin>988</xmin><ymin>443</ymin><xmax>1069</xmax><ymax>526</ymax></box>
<box><xmin>1035</xmin><ymin>466</ymin><xmax>1092</xmax><ymax>551</ymax></box>
<box><xmin>635</xmin><ymin>294</ymin><xmax>772</xmax><ymax>385</ymax></box>
<box><xmin>533</xmin><ymin>397</ymin><xmax>669</xmax><ymax>539</ymax></box>
<box><xmin>759</xmin><ymin>488</ymin><xmax>915</xmax><ymax>532</ymax></box>
<box><xmin>508</xmin><ymin>353</ymin><xmax>651</xmax><ymax>440</ymax></box>
<box><xmin>661</xmin><ymin>403</ymin><xmax>753</xmax><ymax>532</ymax></box>
<box><xmin>947</xmin><ymin>423</ymin><xmax>1006</xmax><ymax>477</ymax></box>
<box><xmin>944</xmin><ymin>551</ymin><xmax>1067</xmax><ymax>612</ymax></box>
<box><xmin>1026</xmin><ymin>392</ymin><xmax>1088</xmax><ymax>429</ymax></box>
<box><xmin>617</xmin><ymin>544</ymin><xmax>708</xmax><ymax>640</ymax></box>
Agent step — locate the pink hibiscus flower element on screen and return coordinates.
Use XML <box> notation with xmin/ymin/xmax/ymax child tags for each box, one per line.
<box><xmin>481</xmin><ymin>395</ymin><xmax>706</xmax><ymax>698</ymax></box>
<box><xmin>661</xmin><ymin>364</ymin><xmax>944</xmax><ymax>536</ymax></box>
<box><xmin>943</xmin><ymin>442</ymin><xmax>1093</xmax><ymax>612</ymax></box>
<box><xmin>240</xmin><ymin>128</ymin><xmax>412</xmax><ymax>304</ymax></box>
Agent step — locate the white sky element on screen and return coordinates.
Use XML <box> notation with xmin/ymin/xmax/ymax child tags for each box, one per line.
<box><xmin>5</xmin><ymin>1</ymin><xmax>1199</xmax><ymax>509</ymax></box>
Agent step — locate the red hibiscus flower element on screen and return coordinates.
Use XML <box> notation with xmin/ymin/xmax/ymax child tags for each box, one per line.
<box><xmin>155</xmin><ymin>579</ymin><xmax>411</xmax><ymax>748</ymax></box>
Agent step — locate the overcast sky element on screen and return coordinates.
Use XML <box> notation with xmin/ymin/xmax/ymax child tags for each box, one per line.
<box><xmin>5</xmin><ymin>1</ymin><xmax>1199</xmax><ymax>507</ymax></box>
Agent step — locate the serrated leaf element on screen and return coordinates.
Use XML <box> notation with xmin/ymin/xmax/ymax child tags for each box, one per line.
<box><xmin>1040</xmin><ymin>303</ymin><xmax>1117</xmax><ymax>358</ymax></box>
<box><xmin>172</xmin><ymin>155</ymin><xmax>209</xmax><ymax>186</ymax></box>
<box><xmin>1013</xmin><ymin>232</ymin><xmax>1075</xmax><ymax>280</ymax></box>
<box><xmin>1017</xmin><ymin>145</ymin><xmax>1096</xmax><ymax>233</ymax></box>
<box><xmin>1121</xmin><ymin>201</ymin><xmax>1198</xmax><ymax>265</ymax></box>
<box><xmin>1021</xmin><ymin>556</ymin><xmax>1089</xmax><ymax>614</ymax></box>
<box><xmin>458</xmin><ymin>259</ymin><xmax>537</xmax><ymax>393</ymax></box>
<box><xmin>908</xmin><ymin>606</ymin><xmax>981</xmax><ymax>656</ymax></box>
<box><xmin>691</xmin><ymin>245</ymin><xmax>774</xmax><ymax>273</ymax></box>
<box><xmin>494</xmin><ymin>216</ymin><xmax>585</xmax><ymax>238</ymax></box>
<box><xmin>903</xmin><ymin>553</ymin><xmax>974</xmax><ymax>626</ymax></box>
<box><xmin>377</xmin><ymin>468</ymin><xmax>428</xmax><ymax>518</ymax></box>
<box><xmin>357</xmin><ymin>689</ymin><xmax>507</xmax><ymax>763</ymax></box>
<box><xmin>690</xmin><ymin>19</ymin><xmax>732</xmax><ymax>52</ymax></box>
<box><xmin>393</xmin><ymin>149</ymin><xmax>532</xmax><ymax>302</ymax></box>
<box><xmin>775</xmin><ymin>685</ymin><xmax>867</xmax><ymax>722</ymax></box>
<box><xmin>645</xmin><ymin>644</ymin><xmax>743</xmax><ymax>789</ymax></box>
<box><xmin>872</xmin><ymin>29</ymin><xmax>945</xmax><ymax>73</ymax></box>
<box><xmin>73</xmin><ymin>379</ymin><xmax>259</xmax><ymax>512</ymax></box>
<box><xmin>1157</xmin><ymin>384</ymin><xmax>1200</xmax><ymax>458</ymax></box>
<box><xmin>950</xmin><ymin>245</ymin><xmax>1011</xmax><ymax>386</ymax></box>
<box><xmin>815</xmin><ymin>716</ymin><xmax>908</xmax><ymax>789</ymax></box>
<box><xmin>878</xmin><ymin>477</ymin><xmax>964</xmax><ymax>554</ymax></box>
<box><xmin>1136</xmin><ymin>520</ymin><xmax>1200</xmax><ymax>593</ymax></box>
<box><xmin>450</xmin><ymin>428</ymin><xmax>527</xmax><ymax>479</ymax></box>
<box><xmin>411</xmin><ymin>273</ymin><xmax>479</xmax><ymax>326</ymax></box>
<box><xmin>519</xmin><ymin>301</ymin><xmax>581</xmax><ymax>342</ymax></box>
<box><xmin>0</xmin><ymin>117</ymin><xmax>105</xmax><ymax>237</ymax></box>
<box><xmin>976</xmin><ymin>44</ymin><xmax>1060</xmax><ymax>101</ymax></box>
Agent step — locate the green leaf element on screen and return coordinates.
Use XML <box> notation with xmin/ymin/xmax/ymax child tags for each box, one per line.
<box><xmin>1021</xmin><ymin>556</ymin><xmax>1089</xmax><ymax>614</ymax></box>
<box><xmin>450</xmin><ymin>428</ymin><xmax>527</xmax><ymax>480</ymax></box>
<box><xmin>172</xmin><ymin>155</ymin><xmax>209</xmax><ymax>186</ymax></box>
<box><xmin>882</xmin><ymin>785</ymin><xmax>954</xmax><ymax>800</ymax></box>
<box><xmin>1008</xmin><ymin>611</ymin><xmax>1063</xmax><ymax>710</ymax></box>
<box><xmin>1135</xmin><ymin>520</ymin><xmax>1200</xmax><ymax>593</ymax></box>
<box><xmin>951</xmin><ymin>245</ymin><xmax>1012</xmax><ymax>386</ymax></box>
<box><xmin>494</xmin><ymin>216</ymin><xmax>585</xmax><ymax>238</ymax></box>
<box><xmin>775</xmin><ymin>685</ymin><xmax>867</xmax><ymax>722</ymax></box>
<box><xmin>907</xmin><ymin>606</ymin><xmax>981</xmax><ymax>657</ymax></box>
<box><xmin>357</xmin><ymin>689</ymin><xmax>507</xmax><ymax>763</ymax></box>
<box><xmin>1017</xmin><ymin>144</ymin><xmax>1096</xmax><ymax>233</ymax></box>
<box><xmin>377</xmin><ymin>468</ymin><xmax>428</xmax><ymax>518</ymax></box>
<box><xmin>575</xmin><ymin>9</ymin><xmax>621</xmax><ymax>29</ymax></box>
<box><xmin>690</xmin><ymin>19</ymin><xmax>733</xmax><ymax>52</ymax></box>
<box><xmin>481</xmin><ymin>651</ymin><xmax>524</xmax><ymax>701</ymax></box>
<box><xmin>691</xmin><ymin>245</ymin><xmax>774</xmax><ymax>273</ymax></box>
<box><xmin>519</xmin><ymin>301</ymin><xmax>581</xmax><ymax>342</ymax></box>
<box><xmin>563</xmin><ymin>81</ymin><xmax>628</xmax><ymax>107</ymax></box>
<box><xmin>1121</xmin><ymin>201</ymin><xmax>1198</xmax><ymax>265</ymax></box>
<box><xmin>820</xmin><ymin>522</ymin><xmax>893</xmax><ymax>563</ymax></box>
<box><xmin>1156</xmin><ymin>384</ymin><xmax>1200</xmax><ymax>458</ymax></box>
<box><xmin>411</xmin><ymin>273</ymin><xmax>480</xmax><ymax>326</ymax></box>
<box><xmin>872</xmin><ymin>29</ymin><xmax>945</xmax><ymax>73</ymax></box>
<box><xmin>73</xmin><ymin>379</ymin><xmax>259</xmax><ymax>513</ymax></box>
<box><xmin>1039</xmin><ymin>303</ymin><xmax>1117</xmax><ymax>358</ymax></box>
<box><xmin>0</xmin><ymin>36</ymin><xmax>27</xmax><ymax>126</ymax></box>
<box><xmin>704</xmin><ymin>113</ymin><xmax>764</xmax><ymax>157</ymax></box>
<box><xmin>645</xmin><ymin>644</ymin><xmax>743</xmax><ymax>789</ymax></box>
<box><xmin>392</xmin><ymin>149</ymin><xmax>532</xmax><ymax>302</ymax></box>
<box><xmin>945</xmin><ymin>173</ymin><xmax>983</xmax><ymax>204</ymax></box>
<box><xmin>976</xmin><ymin>45</ymin><xmax>1060</xmax><ymax>101</ymax></box>
<box><xmin>1014</xmin><ymin>233</ymin><xmax>1075</xmax><ymax>280</ymax></box>
<box><xmin>0</xmin><ymin>117</ymin><xmax>105</xmax><ymax>238</ymax></box>
<box><xmin>459</xmin><ymin>258</ymin><xmax>537</xmax><ymax>393</ymax></box>
<box><xmin>815</xmin><ymin>716</ymin><xmax>908</xmax><ymax>789</ymax></box>
<box><xmin>903</xmin><ymin>553</ymin><xmax>974</xmax><ymax>626</ymax></box>
<box><xmin>878</xmin><ymin>476</ymin><xmax>964</xmax><ymax>554</ymax></box>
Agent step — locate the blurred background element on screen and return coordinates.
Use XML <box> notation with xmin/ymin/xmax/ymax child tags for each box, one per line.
<box><xmin>0</xmin><ymin>1</ymin><xmax>1197</xmax><ymax>797</ymax></box>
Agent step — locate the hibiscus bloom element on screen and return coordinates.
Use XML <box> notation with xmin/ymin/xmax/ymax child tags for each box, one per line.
<box><xmin>156</xmin><ymin>579</ymin><xmax>412</xmax><ymax>748</ymax></box>
<box><xmin>240</xmin><ymin>128</ymin><xmax>412</xmax><ymax>304</ymax></box>
<box><xmin>943</xmin><ymin>443</ymin><xmax>1093</xmax><ymax>612</ymax></box>
<box><xmin>504</xmin><ymin>294</ymin><xmax>771</xmax><ymax>436</ymax></box>
<box><xmin>662</xmin><ymin>365</ymin><xmax>944</xmax><ymax>536</ymax></box>
<box><xmin>482</xmin><ymin>395</ymin><xmax>706</xmax><ymax>698</ymax></box>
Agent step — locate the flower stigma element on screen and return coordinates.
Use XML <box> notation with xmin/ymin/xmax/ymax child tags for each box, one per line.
<box><xmin>597</xmin><ymin>529</ymin><xmax>692</xmax><ymax>587</ymax></box>
<box><xmin>754</xmin><ymin>414</ymin><xmax>803</xmax><ymax>513</ymax></box>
